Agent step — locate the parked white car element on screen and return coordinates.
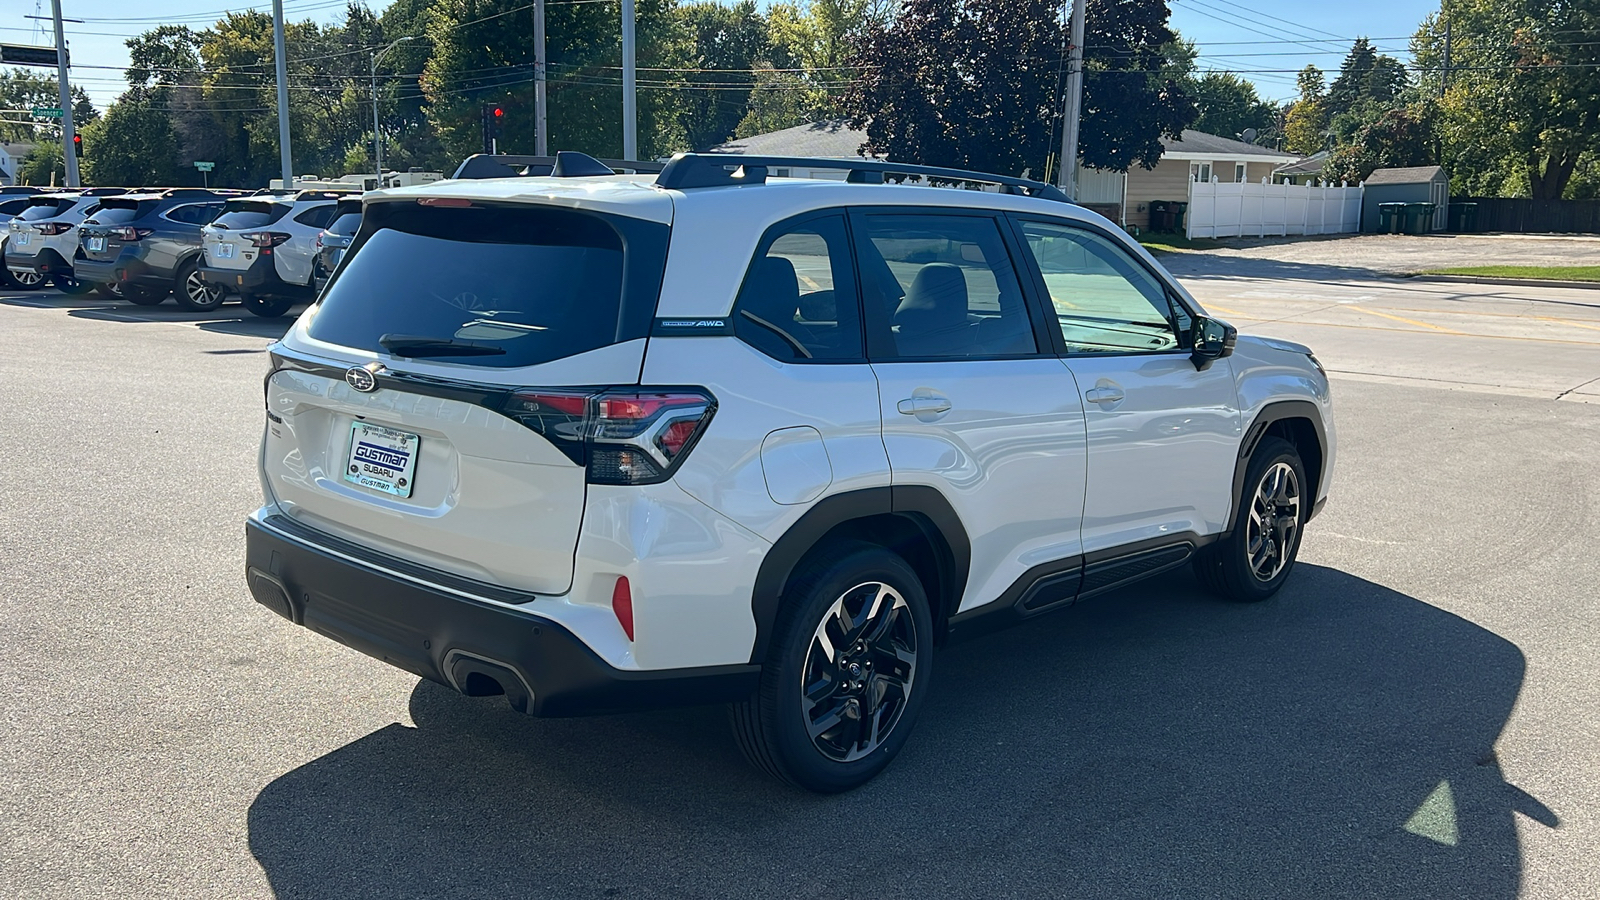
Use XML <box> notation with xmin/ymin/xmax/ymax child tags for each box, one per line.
<box><xmin>5</xmin><ymin>190</ymin><xmax>123</xmax><ymax>294</ymax></box>
<box><xmin>199</xmin><ymin>189</ymin><xmax>351</xmax><ymax>316</ymax></box>
<box><xmin>246</xmin><ymin>152</ymin><xmax>1336</xmax><ymax>792</ymax></box>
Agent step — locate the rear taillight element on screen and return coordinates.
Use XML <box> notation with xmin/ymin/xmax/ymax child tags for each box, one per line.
<box><xmin>34</xmin><ymin>222</ymin><xmax>71</xmax><ymax>235</ymax></box>
<box><xmin>113</xmin><ymin>227</ymin><xmax>153</xmax><ymax>241</ymax></box>
<box><xmin>502</xmin><ymin>388</ymin><xmax>715</xmax><ymax>485</ymax></box>
<box><xmin>241</xmin><ymin>231</ymin><xmax>291</xmax><ymax>249</ymax></box>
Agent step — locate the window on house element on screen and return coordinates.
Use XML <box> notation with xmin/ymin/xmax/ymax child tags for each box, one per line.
<box><xmin>1235</xmin><ymin>163</ymin><xmax>1247</xmax><ymax>183</ymax></box>
<box><xmin>1190</xmin><ymin>163</ymin><xmax>1212</xmax><ymax>183</ymax></box>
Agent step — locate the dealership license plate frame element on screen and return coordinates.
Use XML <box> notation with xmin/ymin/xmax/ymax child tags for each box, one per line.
<box><xmin>215</xmin><ymin>242</ymin><xmax>235</xmax><ymax>260</ymax></box>
<box><xmin>344</xmin><ymin>422</ymin><xmax>421</xmax><ymax>498</ymax></box>
<box><xmin>86</xmin><ymin>236</ymin><xmax>105</xmax><ymax>253</ymax></box>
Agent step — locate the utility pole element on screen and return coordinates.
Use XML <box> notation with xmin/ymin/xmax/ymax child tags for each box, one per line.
<box><xmin>534</xmin><ymin>0</ymin><xmax>548</xmax><ymax>156</ymax></box>
<box><xmin>1440</xmin><ymin>17</ymin><xmax>1452</xmax><ymax>97</ymax></box>
<box><xmin>621</xmin><ymin>0</ymin><xmax>637</xmax><ymax>160</ymax></box>
<box><xmin>371</xmin><ymin>37</ymin><xmax>414</xmax><ymax>186</ymax></box>
<box><xmin>272</xmin><ymin>0</ymin><xmax>293</xmax><ymax>189</ymax></box>
<box><xmin>1057</xmin><ymin>0</ymin><xmax>1085</xmax><ymax>198</ymax></box>
<box><xmin>50</xmin><ymin>0</ymin><xmax>78</xmax><ymax>188</ymax></box>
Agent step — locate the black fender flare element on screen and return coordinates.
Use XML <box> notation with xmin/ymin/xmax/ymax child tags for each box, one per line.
<box><xmin>1226</xmin><ymin>399</ymin><xmax>1327</xmax><ymax>533</ymax></box>
<box><xmin>747</xmin><ymin>485</ymin><xmax>970</xmax><ymax>663</ymax></box>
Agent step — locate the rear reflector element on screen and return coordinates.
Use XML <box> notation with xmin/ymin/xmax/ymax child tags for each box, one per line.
<box><xmin>612</xmin><ymin>576</ymin><xmax>634</xmax><ymax>641</ymax></box>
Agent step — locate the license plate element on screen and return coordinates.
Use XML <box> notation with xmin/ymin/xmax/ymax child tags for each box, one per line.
<box><xmin>14</xmin><ymin>233</ymin><xmax>29</xmax><ymax>246</ymax></box>
<box><xmin>86</xmin><ymin>236</ymin><xmax>105</xmax><ymax>252</ymax></box>
<box><xmin>215</xmin><ymin>243</ymin><xmax>235</xmax><ymax>259</ymax></box>
<box><xmin>344</xmin><ymin>422</ymin><xmax>420</xmax><ymax>498</ymax></box>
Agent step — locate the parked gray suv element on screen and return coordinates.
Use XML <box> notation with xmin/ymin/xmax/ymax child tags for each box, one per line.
<box><xmin>76</xmin><ymin>189</ymin><xmax>233</xmax><ymax>309</ymax></box>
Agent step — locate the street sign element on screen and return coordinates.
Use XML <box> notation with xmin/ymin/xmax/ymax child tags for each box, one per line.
<box><xmin>193</xmin><ymin>162</ymin><xmax>215</xmax><ymax>172</ymax></box>
<box><xmin>0</xmin><ymin>44</ymin><xmax>65</xmax><ymax>67</ymax></box>
<box><xmin>31</xmin><ymin>107</ymin><xmax>62</xmax><ymax>118</ymax></box>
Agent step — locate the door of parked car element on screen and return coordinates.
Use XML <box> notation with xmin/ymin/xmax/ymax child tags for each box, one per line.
<box><xmin>1011</xmin><ymin>217</ymin><xmax>1241</xmax><ymax>558</ymax></box>
<box><xmin>852</xmin><ymin>209</ymin><xmax>1088</xmax><ymax>614</ymax></box>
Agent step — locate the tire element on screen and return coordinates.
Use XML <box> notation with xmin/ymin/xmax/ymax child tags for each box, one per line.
<box><xmin>173</xmin><ymin>260</ymin><xmax>225</xmax><ymax>312</ymax></box>
<box><xmin>1194</xmin><ymin>436</ymin><xmax>1308</xmax><ymax>602</ymax></box>
<box><xmin>95</xmin><ymin>282</ymin><xmax>122</xmax><ymax>298</ymax></box>
<box><xmin>239</xmin><ymin>292</ymin><xmax>295</xmax><ymax>318</ymax></box>
<box><xmin>3</xmin><ymin>266</ymin><xmax>45</xmax><ymax>291</ymax></box>
<box><xmin>730</xmin><ymin>541</ymin><xmax>934</xmax><ymax>793</ymax></box>
<box><xmin>52</xmin><ymin>274</ymin><xmax>94</xmax><ymax>295</ymax></box>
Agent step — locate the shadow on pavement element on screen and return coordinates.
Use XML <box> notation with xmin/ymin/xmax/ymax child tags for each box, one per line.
<box><xmin>248</xmin><ymin>565</ymin><xmax>1546</xmax><ymax>899</ymax></box>
<box><xmin>1158</xmin><ymin>252</ymin><xmax>1403</xmax><ymax>283</ymax></box>
<box><xmin>2</xmin><ymin>289</ymin><xmax>299</xmax><ymax>340</ymax></box>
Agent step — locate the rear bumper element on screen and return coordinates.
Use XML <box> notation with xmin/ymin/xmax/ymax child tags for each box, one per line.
<box><xmin>5</xmin><ymin>247</ymin><xmax>67</xmax><ymax>275</ymax></box>
<box><xmin>244</xmin><ymin>514</ymin><xmax>760</xmax><ymax>717</ymax></box>
<box><xmin>201</xmin><ymin>254</ymin><xmax>283</xmax><ymax>292</ymax></box>
<box><xmin>73</xmin><ymin>257</ymin><xmax>135</xmax><ymax>285</ymax></box>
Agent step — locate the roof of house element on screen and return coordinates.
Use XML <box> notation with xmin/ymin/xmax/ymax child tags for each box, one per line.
<box><xmin>1364</xmin><ymin>165</ymin><xmax>1446</xmax><ymax>185</ymax></box>
<box><xmin>1272</xmin><ymin>150</ymin><xmax>1328</xmax><ymax>176</ymax></box>
<box><xmin>1159</xmin><ymin>130</ymin><xmax>1297</xmax><ymax>162</ymax></box>
<box><xmin>709</xmin><ymin>120</ymin><xmax>870</xmax><ymax>158</ymax></box>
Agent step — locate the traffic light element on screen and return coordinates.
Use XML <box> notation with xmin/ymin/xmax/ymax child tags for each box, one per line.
<box><xmin>71</xmin><ymin>133</ymin><xmax>82</xmax><ymax>157</ymax></box>
<box><xmin>480</xmin><ymin>102</ymin><xmax>506</xmax><ymax>154</ymax></box>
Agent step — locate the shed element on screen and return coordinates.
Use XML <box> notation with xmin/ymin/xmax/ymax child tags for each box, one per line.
<box><xmin>1361</xmin><ymin>166</ymin><xmax>1448</xmax><ymax>233</ymax></box>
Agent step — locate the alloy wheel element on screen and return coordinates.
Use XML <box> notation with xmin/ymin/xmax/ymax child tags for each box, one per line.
<box><xmin>1246</xmin><ymin>461</ymin><xmax>1301</xmax><ymax>581</ymax></box>
<box><xmin>12</xmin><ymin>270</ymin><xmax>42</xmax><ymax>288</ymax></box>
<box><xmin>186</xmin><ymin>270</ymin><xmax>222</xmax><ymax>307</ymax></box>
<box><xmin>800</xmin><ymin>581</ymin><xmax>919</xmax><ymax>762</ymax></box>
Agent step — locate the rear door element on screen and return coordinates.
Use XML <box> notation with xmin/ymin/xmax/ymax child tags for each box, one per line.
<box><xmin>1011</xmin><ymin>217</ymin><xmax>1240</xmax><ymax>555</ymax></box>
<box><xmin>852</xmin><ymin>208</ymin><xmax>1087</xmax><ymax>614</ymax></box>
<box><xmin>265</xmin><ymin>200</ymin><xmax>668</xmax><ymax>594</ymax></box>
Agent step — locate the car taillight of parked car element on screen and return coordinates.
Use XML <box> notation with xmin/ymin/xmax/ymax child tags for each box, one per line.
<box><xmin>34</xmin><ymin>222</ymin><xmax>72</xmax><ymax>235</ymax></box>
<box><xmin>240</xmin><ymin>232</ymin><xmax>292</xmax><ymax>254</ymax></box>
<box><xmin>112</xmin><ymin>227</ymin><xmax>154</xmax><ymax>241</ymax></box>
<box><xmin>314</xmin><ymin>231</ymin><xmax>325</xmax><ymax>249</ymax></box>
<box><xmin>502</xmin><ymin>388</ymin><xmax>716</xmax><ymax>485</ymax></box>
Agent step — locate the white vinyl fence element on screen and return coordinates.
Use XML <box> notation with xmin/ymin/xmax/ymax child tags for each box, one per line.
<box><xmin>1186</xmin><ymin>180</ymin><xmax>1363</xmax><ymax>239</ymax></box>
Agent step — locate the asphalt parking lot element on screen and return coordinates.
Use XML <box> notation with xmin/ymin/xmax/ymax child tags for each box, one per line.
<box><xmin>2</xmin><ymin>264</ymin><xmax>1598</xmax><ymax>898</ymax></box>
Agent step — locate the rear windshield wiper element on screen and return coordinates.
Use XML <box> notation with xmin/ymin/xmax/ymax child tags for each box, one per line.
<box><xmin>378</xmin><ymin>333</ymin><xmax>507</xmax><ymax>357</ymax></box>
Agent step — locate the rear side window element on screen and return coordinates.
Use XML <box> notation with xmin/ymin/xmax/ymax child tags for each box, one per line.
<box><xmin>293</xmin><ymin>204</ymin><xmax>336</xmax><ymax>228</ymax></box>
<box><xmin>733</xmin><ymin>214</ymin><xmax>863</xmax><ymax>361</ymax></box>
<box><xmin>86</xmin><ymin>202</ymin><xmax>154</xmax><ymax>225</ymax></box>
<box><xmin>211</xmin><ymin>203</ymin><xmax>289</xmax><ymax>230</ymax></box>
<box><xmin>856</xmin><ymin>214</ymin><xmax>1037</xmax><ymax>359</ymax></box>
<box><xmin>307</xmin><ymin>202</ymin><xmax>669</xmax><ymax>369</ymax></box>
<box><xmin>166</xmin><ymin>203</ymin><xmax>220</xmax><ymax>225</ymax></box>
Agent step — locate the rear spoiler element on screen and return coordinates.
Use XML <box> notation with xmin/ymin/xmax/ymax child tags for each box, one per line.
<box><xmin>451</xmin><ymin>151</ymin><xmax>665</xmax><ymax>180</ymax></box>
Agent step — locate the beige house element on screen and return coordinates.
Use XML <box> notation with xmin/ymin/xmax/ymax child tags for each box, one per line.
<box><xmin>712</xmin><ymin>123</ymin><xmax>1300</xmax><ymax>234</ymax></box>
<box><xmin>1080</xmin><ymin>130</ymin><xmax>1299</xmax><ymax>232</ymax></box>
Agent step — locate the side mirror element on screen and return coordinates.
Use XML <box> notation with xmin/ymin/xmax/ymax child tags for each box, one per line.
<box><xmin>1190</xmin><ymin>315</ymin><xmax>1237</xmax><ymax>371</ymax></box>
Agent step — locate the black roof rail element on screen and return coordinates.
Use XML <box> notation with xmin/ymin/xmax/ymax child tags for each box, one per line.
<box><xmin>655</xmin><ymin>153</ymin><xmax>1073</xmax><ymax>202</ymax></box>
<box><xmin>451</xmin><ymin>151</ymin><xmax>665</xmax><ymax>180</ymax></box>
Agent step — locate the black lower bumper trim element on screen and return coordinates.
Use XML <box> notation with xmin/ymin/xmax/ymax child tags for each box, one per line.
<box><xmin>244</xmin><ymin>517</ymin><xmax>760</xmax><ymax>717</ymax></box>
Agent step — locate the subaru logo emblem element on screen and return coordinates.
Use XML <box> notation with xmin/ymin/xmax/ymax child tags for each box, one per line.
<box><xmin>345</xmin><ymin>364</ymin><xmax>380</xmax><ymax>393</ymax></box>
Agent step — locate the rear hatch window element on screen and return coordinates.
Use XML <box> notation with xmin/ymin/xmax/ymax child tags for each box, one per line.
<box><xmin>16</xmin><ymin>200</ymin><xmax>72</xmax><ymax>221</ymax></box>
<box><xmin>85</xmin><ymin>200</ymin><xmax>157</xmax><ymax>225</ymax></box>
<box><xmin>307</xmin><ymin>202</ymin><xmax>669</xmax><ymax>369</ymax></box>
<box><xmin>211</xmin><ymin>201</ymin><xmax>289</xmax><ymax>230</ymax></box>
<box><xmin>326</xmin><ymin>211</ymin><xmax>361</xmax><ymax>236</ymax></box>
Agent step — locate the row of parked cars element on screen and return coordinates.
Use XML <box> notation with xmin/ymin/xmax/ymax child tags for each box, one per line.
<box><xmin>0</xmin><ymin>185</ymin><xmax>362</xmax><ymax>317</ymax></box>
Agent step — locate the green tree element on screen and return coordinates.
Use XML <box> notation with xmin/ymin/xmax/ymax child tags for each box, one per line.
<box><xmin>1413</xmin><ymin>0</ymin><xmax>1600</xmax><ymax>199</ymax></box>
<box><xmin>678</xmin><ymin>1</ymin><xmax>775</xmax><ymax>150</ymax></box>
<box><xmin>0</xmin><ymin>69</ymin><xmax>97</xmax><ymax>145</ymax></box>
<box><xmin>1284</xmin><ymin>64</ymin><xmax>1330</xmax><ymax>155</ymax></box>
<box><xmin>1322</xmin><ymin>105</ymin><xmax>1436</xmax><ymax>183</ymax></box>
<box><xmin>19</xmin><ymin>143</ymin><xmax>64</xmax><ymax>185</ymax></box>
<box><xmin>844</xmin><ymin>0</ymin><xmax>1195</xmax><ymax>177</ymax></box>
<box><xmin>1188</xmin><ymin>71</ymin><xmax>1275</xmax><ymax>141</ymax></box>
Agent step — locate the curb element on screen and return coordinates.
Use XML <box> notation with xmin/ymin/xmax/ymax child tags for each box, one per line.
<box><xmin>1408</xmin><ymin>274</ymin><xmax>1600</xmax><ymax>291</ymax></box>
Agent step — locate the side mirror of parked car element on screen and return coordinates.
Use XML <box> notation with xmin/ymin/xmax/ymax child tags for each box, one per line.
<box><xmin>1191</xmin><ymin>315</ymin><xmax>1237</xmax><ymax>371</ymax></box>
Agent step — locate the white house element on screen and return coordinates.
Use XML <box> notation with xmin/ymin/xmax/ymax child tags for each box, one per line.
<box><xmin>1</xmin><ymin>142</ymin><xmax>37</xmax><ymax>186</ymax></box>
<box><xmin>1080</xmin><ymin>130</ymin><xmax>1299</xmax><ymax>232</ymax></box>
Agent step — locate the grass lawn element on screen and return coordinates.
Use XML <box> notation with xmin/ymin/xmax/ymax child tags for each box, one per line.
<box><xmin>1423</xmin><ymin>265</ymin><xmax>1600</xmax><ymax>282</ymax></box>
<box><xmin>1139</xmin><ymin>234</ymin><xmax>1224</xmax><ymax>253</ymax></box>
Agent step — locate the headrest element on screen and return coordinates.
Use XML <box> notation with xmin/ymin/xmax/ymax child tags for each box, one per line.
<box><xmin>895</xmin><ymin>263</ymin><xmax>969</xmax><ymax>331</ymax></box>
<box><xmin>741</xmin><ymin>256</ymin><xmax>801</xmax><ymax>323</ymax></box>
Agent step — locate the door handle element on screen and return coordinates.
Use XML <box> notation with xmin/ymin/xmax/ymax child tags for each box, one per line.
<box><xmin>897</xmin><ymin>395</ymin><xmax>953</xmax><ymax>416</ymax></box>
<box><xmin>1085</xmin><ymin>386</ymin><xmax>1125</xmax><ymax>404</ymax></box>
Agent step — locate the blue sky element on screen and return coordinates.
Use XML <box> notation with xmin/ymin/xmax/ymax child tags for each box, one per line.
<box><xmin>5</xmin><ymin>0</ymin><xmax>1436</xmax><ymax>109</ymax></box>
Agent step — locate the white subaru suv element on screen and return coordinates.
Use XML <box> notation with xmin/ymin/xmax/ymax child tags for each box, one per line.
<box><xmin>246</xmin><ymin>152</ymin><xmax>1335</xmax><ymax>792</ymax></box>
<box><xmin>200</xmin><ymin>189</ymin><xmax>351</xmax><ymax>317</ymax></box>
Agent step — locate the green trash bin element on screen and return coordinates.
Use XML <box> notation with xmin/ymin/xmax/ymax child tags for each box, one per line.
<box><xmin>1454</xmin><ymin>201</ymin><xmax>1478</xmax><ymax>232</ymax></box>
<box><xmin>1172</xmin><ymin>201</ymin><xmax>1189</xmax><ymax>233</ymax></box>
<box><xmin>1404</xmin><ymin>202</ymin><xmax>1437</xmax><ymax>234</ymax></box>
<box><xmin>1378</xmin><ymin>202</ymin><xmax>1405</xmax><ymax>233</ymax></box>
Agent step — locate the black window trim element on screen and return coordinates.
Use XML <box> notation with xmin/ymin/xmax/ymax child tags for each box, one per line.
<box><xmin>1006</xmin><ymin>212</ymin><xmax>1202</xmax><ymax>359</ymax></box>
<box><xmin>728</xmin><ymin>207</ymin><xmax>869</xmax><ymax>365</ymax></box>
<box><xmin>846</xmin><ymin>205</ymin><xmax>1055</xmax><ymax>364</ymax></box>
